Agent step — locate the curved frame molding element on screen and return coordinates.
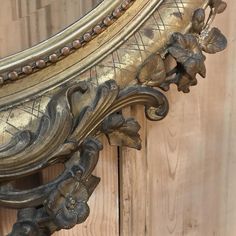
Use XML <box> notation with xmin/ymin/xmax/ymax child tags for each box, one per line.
<box><xmin>0</xmin><ymin>0</ymin><xmax>227</xmax><ymax>235</ymax></box>
<box><xmin>0</xmin><ymin>1</ymin><xmax>126</xmax><ymax>78</ymax></box>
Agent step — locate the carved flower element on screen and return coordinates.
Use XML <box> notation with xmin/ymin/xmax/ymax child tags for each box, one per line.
<box><xmin>45</xmin><ymin>176</ymin><xmax>90</xmax><ymax>229</ymax></box>
<box><xmin>174</xmin><ymin>72</ymin><xmax>198</xmax><ymax>93</ymax></box>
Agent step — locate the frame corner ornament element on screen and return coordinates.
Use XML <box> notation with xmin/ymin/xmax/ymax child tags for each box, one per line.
<box><xmin>0</xmin><ymin>0</ymin><xmax>227</xmax><ymax>235</ymax></box>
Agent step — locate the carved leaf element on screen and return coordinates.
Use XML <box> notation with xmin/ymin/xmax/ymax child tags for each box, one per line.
<box><xmin>216</xmin><ymin>1</ymin><xmax>227</xmax><ymax>14</ymax></box>
<box><xmin>101</xmin><ymin>114</ymin><xmax>141</xmax><ymax>150</ymax></box>
<box><xmin>201</xmin><ymin>27</ymin><xmax>227</xmax><ymax>54</ymax></box>
<box><xmin>192</xmin><ymin>8</ymin><xmax>205</xmax><ymax>33</ymax></box>
<box><xmin>176</xmin><ymin>73</ymin><xmax>198</xmax><ymax>93</ymax></box>
<box><xmin>137</xmin><ymin>54</ymin><xmax>166</xmax><ymax>86</ymax></box>
<box><xmin>209</xmin><ymin>0</ymin><xmax>227</xmax><ymax>14</ymax></box>
<box><xmin>0</xmin><ymin>89</ymin><xmax>74</xmax><ymax>178</ymax></box>
<box><xmin>168</xmin><ymin>33</ymin><xmax>206</xmax><ymax>78</ymax></box>
<box><xmin>70</xmin><ymin>80</ymin><xmax>119</xmax><ymax>142</ymax></box>
<box><xmin>9</xmin><ymin>208</ymin><xmax>42</xmax><ymax>236</ymax></box>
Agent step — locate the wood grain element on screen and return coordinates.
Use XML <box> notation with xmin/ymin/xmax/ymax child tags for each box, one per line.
<box><xmin>1</xmin><ymin>1</ymin><xmax>236</xmax><ymax>236</ymax></box>
<box><xmin>120</xmin><ymin>3</ymin><xmax>236</xmax><ymax>236</ymax></box>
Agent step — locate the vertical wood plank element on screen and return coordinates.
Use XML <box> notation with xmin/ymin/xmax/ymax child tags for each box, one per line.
<box><xmin>120</xmin><ymin>3</ymin><xmax>236</xmax><ymax>236</ymax></box>
<box><xmin>0</xmin><ymin>1</ymin><xmax>236</xmax><ymax>236</ymax></box>
<box><xmin>119</xmin><ymin>106</ymin><xmax>148</xmax><ymax>236</ymax></box>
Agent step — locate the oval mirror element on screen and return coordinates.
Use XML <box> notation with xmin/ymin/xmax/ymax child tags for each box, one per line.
<box><xmin>0</xmin><ymin>0</ymin><xmax>104</xmax><ymax>58</ymax></box>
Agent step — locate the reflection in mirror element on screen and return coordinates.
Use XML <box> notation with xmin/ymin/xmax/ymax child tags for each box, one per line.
<box><xmin>0</xmin><ymin>0</ymin><xmax>103</xmax><ymax>58</ymax></box>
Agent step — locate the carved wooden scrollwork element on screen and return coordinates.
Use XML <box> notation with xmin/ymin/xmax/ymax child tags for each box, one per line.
<box><xmin>0</xmin><ymin>0</ymin><xmax>227</xmax><ymax>235</ymax></box>
<box><xmin>2</xmin><ymin>80</ymin><xmax>168</xmax><ymax>235</ymax></box>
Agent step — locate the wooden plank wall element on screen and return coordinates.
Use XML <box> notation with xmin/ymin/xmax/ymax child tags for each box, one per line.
<box><xmin>0</xmin><ymin>1</ymin><xmax>235</xmax><ymax>235</ymax></box>
<box><xmin>120</xmin><ymin>3</ymin><xmax>236</xmax><ymax>236</ymax></box>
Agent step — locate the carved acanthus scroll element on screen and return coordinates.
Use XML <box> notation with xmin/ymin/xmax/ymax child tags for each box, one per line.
<box><xmin>1</xmin><ymin>79</ymin><xmax>168</xmax><ymax>235</ymax></box>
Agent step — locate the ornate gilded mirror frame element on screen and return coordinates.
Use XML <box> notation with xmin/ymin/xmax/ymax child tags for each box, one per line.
<box><xmin>0</xmin><ymin>0</ymin><xmax>227</xmax><ymax>235</ymax></box>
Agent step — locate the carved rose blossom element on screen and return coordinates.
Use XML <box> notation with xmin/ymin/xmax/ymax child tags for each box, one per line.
<box><xmin>45</xmin><ymin>175</ymin><xmax>90</xmax><ymax>230</ymax></box>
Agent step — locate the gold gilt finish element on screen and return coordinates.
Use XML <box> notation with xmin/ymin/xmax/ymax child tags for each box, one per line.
<box><xmin>0</xmin><ymin>0</ymin><xmax>227</xmax><ymax>235</ymax></box>
<box><xmin>0</xmin><ymin>0</ymin><xmax>204</xmax><ymax>106</ymax></box>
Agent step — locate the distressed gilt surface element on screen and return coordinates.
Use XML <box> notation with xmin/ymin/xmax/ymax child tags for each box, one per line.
<box><xmin>0</xmin><ymin>0</ymin><xmax>232</xmax><ymax>235</ymax></box>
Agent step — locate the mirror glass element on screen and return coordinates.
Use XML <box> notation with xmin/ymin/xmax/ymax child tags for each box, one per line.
<box><xmin>0</xmin><ymin>0</ymin><xmax>104</xmax><ymax>58</ymax></box>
